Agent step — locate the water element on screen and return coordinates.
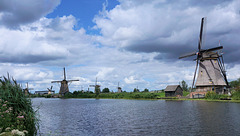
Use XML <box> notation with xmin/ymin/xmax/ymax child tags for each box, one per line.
<box><xmin>32</xmin><ymin>98</ymin><xmax>240</xmax><ymax>136</ymax></box>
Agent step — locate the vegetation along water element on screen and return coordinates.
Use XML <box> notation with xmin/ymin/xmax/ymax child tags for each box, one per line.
<box><xmin>0</xmin><ymin>76</ymin><xmax>39</xmax><ymax>136</ymax></box>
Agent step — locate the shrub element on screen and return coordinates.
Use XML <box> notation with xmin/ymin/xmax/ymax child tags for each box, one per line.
<box><xmin>0</xmin><ymin>76</ymin><xmax>39</xmax><ymax>135</ymax></box>
<box><xmin>231</xmin><ymin>90</ymin><xmax>240</xmax><ymax>100</ymax></box>
<box><xmin>205</xmin><ymin>91</ymin><xmax>220</xmax><ymax>99</ymax></box>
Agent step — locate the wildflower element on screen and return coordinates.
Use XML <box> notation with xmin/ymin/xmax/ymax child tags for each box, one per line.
<box><xmin>17</xmin><ymin>115</ymin><xmax>24</xmax><ymax>119</ymax></box>
<box><xmin>23</xmin><ymin>130</ymin><xmax>28</xmax><ymax>134</ymax></box>
<box><xmin>8</xmin><ymin>107</ymin><xmax>13</xmax><ymax>111</ymax></box>
<box><xmin>11</xmin><ymin>129</ymin><xmax>25</xmax><ymax>136</ymax></box>
<box><xmin>2</xmin><ymin>104</ymin><xmax>6</xmax><ymax>106</ymax></box>
<box><xmin>0</xmin><ymin>132</ymin><xmax>6</xmax><ymax>136</ymax></box>
<box><xmin>5</xmin><ymin>127</ymin><xmax>11</xmax><ymax>131</ymax></box>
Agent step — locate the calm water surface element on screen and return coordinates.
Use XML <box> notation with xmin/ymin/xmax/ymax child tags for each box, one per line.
<box><xmin>32</xmin><ymin>98</ymin><xmax>240</xmax><ymax>136</ymax></box>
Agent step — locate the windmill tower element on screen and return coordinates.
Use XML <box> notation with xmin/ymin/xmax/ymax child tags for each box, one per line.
<box><xmin>89</xmin><ymin>77</ymin><xmax>101</xmax><ymax>93</ymax></box>
<box><xmin>23</xmin><ymin>82</ymin><xmax>34</xmax><ymax>96</ymax></box>
<box><xmin>179</xmin><ymin>17</ymin><xmax>228</xmax><ymax>94</ymax></box>
<box><xmin>51</xmin><ymin>67</ymin><xmax>79</xmax><ymax>96</ymax></box>
<box><xmin>117</xmin><ymin>82</ymin><xmax>122</xmax><ymax>93</ymax></box>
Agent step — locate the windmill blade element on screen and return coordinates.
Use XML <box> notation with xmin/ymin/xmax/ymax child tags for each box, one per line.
<box><xmin>191</xmin><ymin>59</ymin><xmax>199</xmax><ymax>91</ymax></box>
<box><xmin>67</xmin><ymin>79</ymin><xmax>79</xmax><ymax>82</ymax></box>
<box><xmin>217</xmin><ymin>57</ymin><xmax>229</xmax><ymax>87</ymax></box>
<box><xmin>179</xmin><ymin>51</ymin><xmax>197</xmax><ymax>59</ymax></box>
<box><xmin>198</xmin><ymin>17</ymin><xmax>205</xmax><ymax>51</ymax></box>
<box><xmin>63</xmin><ymin>67</ymin><xmax>66</xmax><ymax>80</ymax></box>
<box><xmin>201</xmin><ymin>46</ymin><xmax>223</xmax><ymax>53</ymax></box>
<box><xmin>51</xmin><ymin>81</ymin><xmax>62</xmax><ymax>83</ymax></box>
<box><xmin>51</xmin><ymin>86</ymin><xmax>53</xmax><ymax>90</ymax></box>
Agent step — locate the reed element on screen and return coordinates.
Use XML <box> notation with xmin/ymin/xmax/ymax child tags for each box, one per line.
<box><xmin>0</xmin><ymin>75</ymin><xmax>39</xmax><ymax>136</ymax></box>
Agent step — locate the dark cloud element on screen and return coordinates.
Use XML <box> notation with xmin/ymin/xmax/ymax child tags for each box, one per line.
<box><xmin>115</xmin><ymin>0</ymin><xmax>240</xmax><ymax>64</ymax></box>
<box><xmin>0</xmin><ymin>54</ymin><xmax>64</xmax><ymax>64</ymax></box>
<box><xmin>0</xmin><ymin>0</ymin><xmax>61</xmax><ymax>29</ymax></box>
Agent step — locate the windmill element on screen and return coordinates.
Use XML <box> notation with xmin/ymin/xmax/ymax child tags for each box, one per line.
<box><xmin>89</xmin><ymin>77</ymin><xmax>101</xmax><ymax>93</ymax></box>
<box><xmin>179</xmin><ymin>17</ymin><xmax>228</xmax><ymax>94</ymax></box>
<box><xmin>23</xmin><ymin>82</ymin><xmax>34</xmax><ymax>95</ymax></box>
<box><xmin>51</xmin><ymin>67</ymin><xmax>79</xmax><ymax>96</ymax></box>
<box><xmin>47</xmin><ymin>86</ymin><xmax>55</xmax><ymax>95</ymax></box>
<box><xmin>117</xmin><ymin>82</ymin><xmax>122</xmax><ymax>93</ymax></box>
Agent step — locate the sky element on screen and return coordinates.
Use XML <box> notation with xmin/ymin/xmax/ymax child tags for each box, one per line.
<box><xmin>0</xmin><ymin>0</ymin><xmax>240</xmax><ymax>93</ymax></box>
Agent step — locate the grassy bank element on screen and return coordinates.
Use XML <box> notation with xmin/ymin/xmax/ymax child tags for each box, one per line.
<box><xmin>64</xmin><ymin>92</ymin><xmax>166</xmax><ymax>99</ymax></box>
<box><xmin>0</xmin><ymin>76</ymin><xmax>39</xmax><ymax>136</ymax></box>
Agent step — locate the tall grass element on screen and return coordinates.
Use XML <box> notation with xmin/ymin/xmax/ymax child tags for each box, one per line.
<box><xmin>0</xmin><ymin>75</ymin><xmax>39</xmax><ymax>135</ymax></box>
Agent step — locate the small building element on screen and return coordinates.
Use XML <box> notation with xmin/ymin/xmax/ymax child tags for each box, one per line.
<box><xmin>164</xmin><ymin>85</ymin><xmax>183</xmax><ymax>97</ymax></box>
<box><xmin>35</xmin><ymin>90</ymin><xmax>55</xmax><ymax>95</ymax></box>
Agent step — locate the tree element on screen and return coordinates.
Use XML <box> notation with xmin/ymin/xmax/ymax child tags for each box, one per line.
<box><xmin>133</xmin><ymin>88</ymin><xmax>140</xmax><ymax>92</ymax></box>
<box><xmin>180</xmin><ymin>80</ymin><xmax>188</xmax><ymax>92</ymax></box>
<box><xmin>229</xmin><ymin>78</ymin><xmax>240</xmax><ymax>90</ymax></box>
<box><xmin>102</xmin><ymin>88</ymin><xmax>110</xmax><ymax>93</ymax></box>
<box><xmin>143</xmin><ymin>88</ymin><xmax>149</xmax><ymax>92</ymax></box>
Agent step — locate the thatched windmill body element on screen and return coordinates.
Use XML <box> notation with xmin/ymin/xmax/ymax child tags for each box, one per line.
<box><xmin>51</xmin><ymin>67</ymin><xmax>79</xmax><ymax>96</ymax></box>
<box><xmin>179</xmin><ymin>17</ymin><xmax>228</xmax><ymax>94</ymax></box>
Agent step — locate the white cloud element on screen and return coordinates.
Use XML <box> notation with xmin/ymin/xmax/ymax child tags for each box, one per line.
<box><xmin>1</xmin><ymin>0</ymin><xmax>240</xmax><ymax>93</ymax></box>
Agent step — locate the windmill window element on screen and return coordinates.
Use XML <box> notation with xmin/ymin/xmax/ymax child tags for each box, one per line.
<box><xmin>214</xmin><ymin>60</ymin><xmax>217</xmax><ymax>63</ymax></box>
<box><xmin>201</xmin><ymin>71</ymin><xmax>203</xmax><ymax>75</ymax></box>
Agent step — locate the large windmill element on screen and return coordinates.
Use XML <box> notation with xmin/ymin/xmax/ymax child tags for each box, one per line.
<box><xmin>51</xmin><ymin>67</ymin><xmax>79</xmax><ymax>96</ymax></box>
<box><xmin>179</xmin><ymin>17</ymin><xmax>228</xmax><ymax>94</ymax></box>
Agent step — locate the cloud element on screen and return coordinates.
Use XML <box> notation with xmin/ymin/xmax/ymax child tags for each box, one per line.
<box><xmin>1</xmin><ymin>0</ymin><xmax>240</xmax><ymax>93</ymax></box>
<box><xmin>0</xmin><ymin>0</ymin><xmax>61</xmax><ymax>29</ymax></box>
<box><xmin>93</xmin><ymin>0</ymin><xmax>240</xmax><ymax>64</ymax></box>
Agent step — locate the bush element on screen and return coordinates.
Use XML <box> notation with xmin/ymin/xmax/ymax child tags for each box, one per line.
<box><xmin>231</xmin><ymin>91</ymin><xmax>240</xmax><ymax>100</ymax></box>
<box><xmin>0</xmin><ymin>76</ymin><xmax>39</xmax><ymax>135</ymax></box>
<box><xmin>205</xmin><ymin>91</ymin><xmax>220</xmax><ymax>99</ymax></box>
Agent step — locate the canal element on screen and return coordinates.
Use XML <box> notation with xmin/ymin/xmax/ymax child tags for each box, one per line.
<box><xmin>32</xmin><ymin>98</ymin><xmax>240</xmax><ymax>136</ymax></box>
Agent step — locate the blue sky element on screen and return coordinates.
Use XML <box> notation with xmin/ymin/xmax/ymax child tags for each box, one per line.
<box><xmin>0</xmin><ymin>0</ymin><xmax>240</xmax><ymax>93</ymax></box>
<box><xmin>47</xmin><ymin>0</ymin><xmax>119</xmax><ymax>33</ymax></box>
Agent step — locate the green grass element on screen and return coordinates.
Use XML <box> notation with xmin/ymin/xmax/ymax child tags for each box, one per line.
<box><xmin>63</xmin><ymin>91</ymin><xmax>166</xmax><ymax>99</ymax></box>
<box><xmin>183</xmin><ymin>91</ymin><xmax>190</xmax><ymax>96</ymax></box>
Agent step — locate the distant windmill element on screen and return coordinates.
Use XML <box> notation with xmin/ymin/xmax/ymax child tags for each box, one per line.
<box><xmin>117</xmin><ymin>82</ymin><xmax>122</xmax><ymax>93</ymax></box>
<box><xmin>51</xmin><ymin>67</ymin><xmax>79</xmax><ymax>96</ymax></box>
<box><xmin>179</xmin><ymin>17</ymin><xmax>228</xmax><ymax>94</ymax></box>
<box><xmin>23</xmin><ymin>82</ymin><xmax>34</xmax><ymax>95</ymax></box>
<box><xmin>89</xmin><ymin>77</ymin><xmax>101</xmax><ymax>93</ymax></box>
<box><xmin>47</xmin><ymin>86</ymin><xmax>55</xmax><ymax>95</ymax></box>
